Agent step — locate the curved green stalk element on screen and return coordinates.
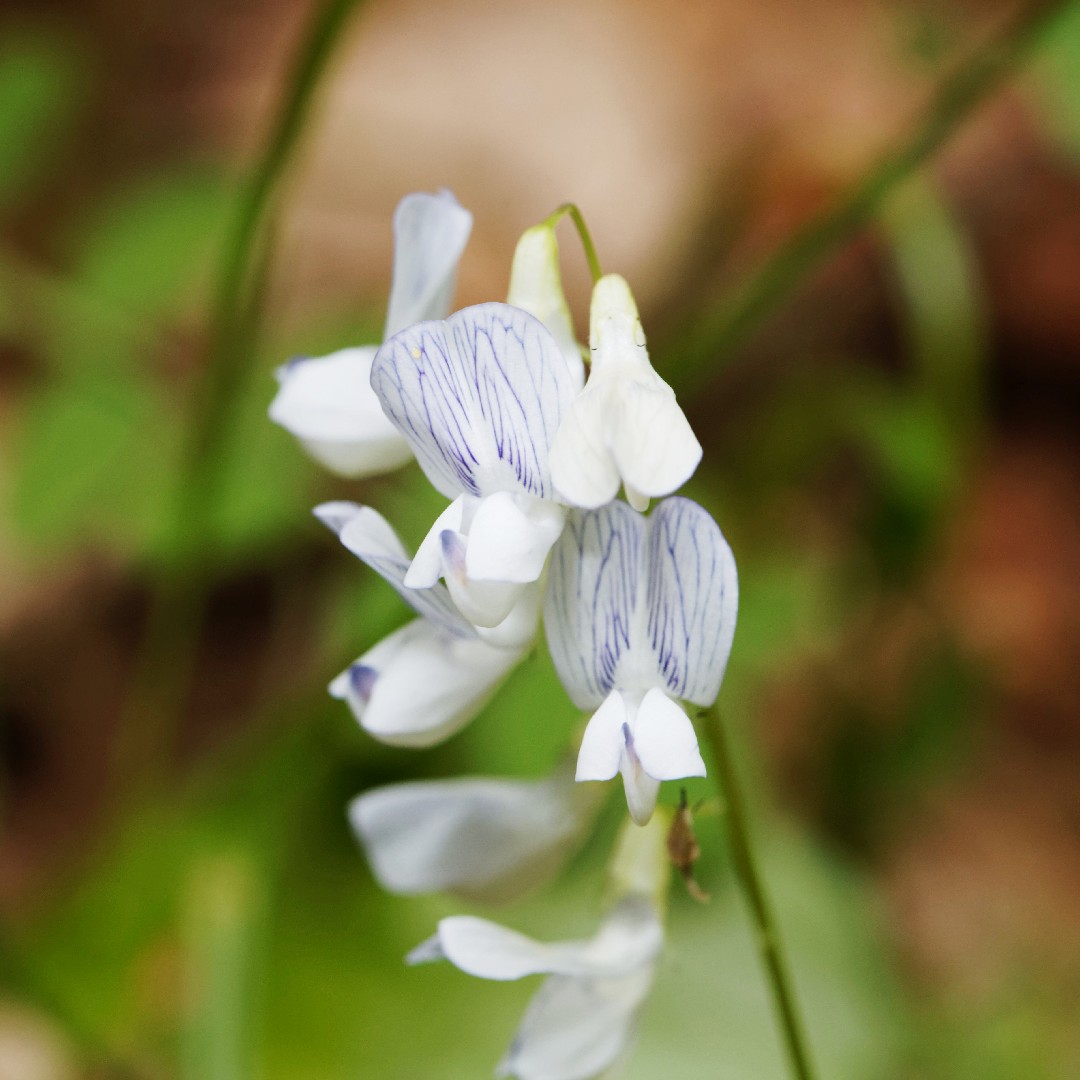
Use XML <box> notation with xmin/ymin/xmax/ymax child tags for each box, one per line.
<box><xmin>545</xmin><ymin>202</ymin><xmax>604</xmax><ymax>284</ymax></box>
<box><xmin>702</xmin><ymin>706</ymin><xmax>816</xmax><ymax>1080</ymax></box>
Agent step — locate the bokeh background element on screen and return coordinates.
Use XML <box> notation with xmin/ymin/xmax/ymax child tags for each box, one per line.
<box><xmin>1</xmin><ymin>0</ymin><xmax>1079</xmax><ymax>1076</ymax></box>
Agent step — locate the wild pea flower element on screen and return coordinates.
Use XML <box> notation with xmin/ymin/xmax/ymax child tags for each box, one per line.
<box><xmin>409</xmin><ymin>813</ymin><xmax>670</xmax><ymax>1080</ymax></box>
<box><xmin>545</xmin><ymin>497</ymin><xmax>738</xmax><ymax>825</ymax></box>
<box><xmin>269</xmin><ymin>190</ymin><xmax>472</xmax><ymax>477</ymax></box>
<box><xmin>549</xmin><ymin>274</ymin><xmax>701</xmax><ymax>512</ymax></box>
<box><xmin>315</xmin><ymin>501</ymin><xmax>526</xmax><ymax>746</ymax></box>
<box><xmin>506</xmin><ymin>223</ymin><xmax>585</xmax><ymax>390</ymax></box>
<box><xmin>370</xmin><ymin>303</ymin><xmax>578</xmax><ymax>628</ymax></box>
<box><xmin>349</xmin><ymin>761</ymin><xmax>605</xmax><ymax>904</ymax></box>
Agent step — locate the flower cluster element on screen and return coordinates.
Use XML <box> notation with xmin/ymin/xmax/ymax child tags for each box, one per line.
<box><xmin>271</xmin><ymin>191</ymin><xmax>739</xmax><ymax>1079</ymax></box>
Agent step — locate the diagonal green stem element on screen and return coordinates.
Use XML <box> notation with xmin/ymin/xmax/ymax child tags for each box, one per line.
<box><xmin>116</xmin><ymin>0</ymin><xmax>366</xmax><ymax>800</ymax></box>
<box><xmin>178</xmin><ymin>0</ymin><xmax>367</xmax><ymax>553</ymax></box>
<box><xmin>672</xmin><ymin>0</ymin><xmax>1072</xmax><ymax>392</ymax></box>
<box><xmin>702</xmin><ymin>706</ymin><xmax>816</xmax><ymax>1080</ymax></box>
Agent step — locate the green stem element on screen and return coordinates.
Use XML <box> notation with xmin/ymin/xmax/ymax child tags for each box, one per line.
<box><xmin>544</xmin><ymin>202</ymin><xmax>604</xmax><ymax>283</ymax></box>
<box><xmin>115</xmin><ymin>0</ymin><xmax>365</xmax><ymax>800</ymax></box>
<box><xmin>179</xmin><ymin>0</ymin><xmax>367</xmax><ymax>552</ymax></box>
<box><xmin>702</xmin><ymin>707</ymin><xmax>816</xmax><ymax>1080</ymax></box>
<box><xmin>673</xmin><ymin>0</ymin><xmax>1071</xmax><ymax>390</ymax></box>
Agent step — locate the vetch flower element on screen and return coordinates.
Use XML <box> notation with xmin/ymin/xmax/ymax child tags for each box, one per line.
<box><xmin>269</xmin><ymin>190</ymin><xmax>472</xmax><ymax>477</ymax></box>
<box><xmin>349</xmin><ymin>761</ymin><xmax>604</xmax><ymax>904</ymax></box>
<box><xmin>409</xmin><ymin>898</ymin><xmax>663</xmax><ymax>1080</ymax></box>
<box><xmin>408</xmin><ymin>812</ymin><xmax>672</xmax><ymax>1080</ymax></box>
<box><xmin>549</xmin><ymin>274</ymin><xmax>701</xmax><ymax>511</ymax></box>
<box><xmin>371</xmin><ymin>302</ymin><xmax>578</xmax><ymax>627</ymax></box>
<box><xmin>316</xmin><ymin>501</ymin><xmax>526</xmax><ymax>746</ymax></box>
<box><xmin>506</xmin><ymin>223</ymin><xmax>585</xmax><ymax>390</ymax></box>
<box><xmin>544</xmin><ymin>497</ymin><xmax>738</xmax><ymax>824</ymax></box>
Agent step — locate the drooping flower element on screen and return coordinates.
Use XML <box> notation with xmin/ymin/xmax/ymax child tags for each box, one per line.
<box><xmin>409</xmin><ymin>898</ymin><xmax>662</xmax><ymax>1080</ymax></box>
<box><xmin>370</xmin><ymin>302</ymin><xmax>578</xmax><ymax>627</ymax></box>
<box><xmin>544</xmin><ymin>497</ymin><xmax>738</xmax><ymax>824</ymax></box>
<box><xmin>408</xmin><ymin>813</ymin><xmax>672</xmax><ymax>1080</ymax></box>
<box><xmin>269</xmin><ymin>190</ymin><xmax>472</xmax><ymax>477</ymax></box>
<box><xmin>316</xmin><ymin>501</ymin><xmax>527</xmax><ymax>746</ymax></box>
<box><xmin>349</xmin><ymin>760</ymin><xmax>604</xmax><ymax>904</ymax></box>
<box><xmin>549</xmin><ymin>273</ymin><xmax>701</xmax><ymax>511</ymax></box>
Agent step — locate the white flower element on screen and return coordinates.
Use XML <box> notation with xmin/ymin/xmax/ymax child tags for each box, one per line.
<box><xmin>316</xmin><ymin>501</ymin><xmax>526</xmax><ymax>746</ymax></box>
<box><xmin>549</xmin><ymin>274</ymin><xmax>701</xmax><ymax>512</ymax></box>
<box><xmin>348</xmin><ymin>761</ymin><xmax>604</xmax><ymax>904</ymax></box>
<box><xmin>506</xmin><ymin>223</ymin><xmax>585</xmax><ymax>390</ymax></box>
<box><xmin>408</xmin><ymin>897</ymin><xmax>663</xmax><ymax>1080</ymax></box>
<box><xmin>371</xmin><ymin>303</ymin><xmax>578</xmax><ymax>627</ymax></box>
<box><xmin>269</xmin><ymin>190</ymin><xmax>472</xmax><ymax>477</ymax></box>
<box><xmin>544</xmin><ymin>497</ymin><xmax>738</xmax><ymax>824</ymax></box>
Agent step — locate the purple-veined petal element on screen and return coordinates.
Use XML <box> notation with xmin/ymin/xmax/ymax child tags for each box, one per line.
<box><xmin>314</xmin><ymin>501</ymin><xmax>474</xmax><ymax>638</ymax></box>
<box><xmin>371</xmin><ymin>303</ymin><xmax>577</xmax><ymax>501</ymax></box>
<box><xmin>644</xmin><ymin>497</ymin><xmax>738</xmax><ymax>705</ymax></box>
<box><xmin>383</xmin><ymin>190</ymin><xmax>472</xmax><ymax>338</ymax></box>
<box><xmin>544</xmin><ymin>502</ymin><xmax>644</xmax><ymax>710</ymax></box>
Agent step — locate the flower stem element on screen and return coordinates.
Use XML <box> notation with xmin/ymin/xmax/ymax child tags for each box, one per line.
<box><xmin>702</xmin><ymin>706</ymin><xmax>816</xmax><ymax>1080</ymax></box>
<box><xmin>545</xmin><ymin>202</ymin><xmax>603</xmax><ymax>284</ymax></box>
<box><xmin>115</xmin><ymin>0</ymin><xmax>366</xmax><ymax>801</ymax></box>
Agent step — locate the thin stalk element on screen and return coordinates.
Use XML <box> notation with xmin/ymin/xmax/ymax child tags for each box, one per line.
<box><xmin>179</xmin><ymin>0</ymin><xmax>367</xmax><ymax>551</ymax></box>
<box><xmin>116</xmin><ymin>0</ymin><xmax>365</xmax><ymax>799</ymax></box>
<box><xmin>673</xmin><ymin>0</ymin><xmax>1072</xmax><ymax>389</ymax></box>
<box><xmin>545</xmin><ymin>202</ymin><xmax>603</xmax><ymax>283</ymax></box>
<box><xmin>702</xmin><ymin>706</ymin><xmax>816</xmax><ymax>1080</ymax></box>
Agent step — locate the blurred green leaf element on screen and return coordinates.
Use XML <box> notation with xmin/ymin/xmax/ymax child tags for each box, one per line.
<box><xmin>0</xmin><ymin>30</ymin><xmax>83</xmax><ymax>209</ymax></box>
<box><xmin>10</xmin><ymin>373</ymin><xmax>180</xmax><ymax>555</ymax></box>
<box><xmin>1031</xmin><ymin>1</ymin><xmax>1080</xmax><ymax>159</ymax></box>
<box><xmin>75</xmin><ymin>170</ymin><xmax>228</xmax><ymax>322</ymax></box>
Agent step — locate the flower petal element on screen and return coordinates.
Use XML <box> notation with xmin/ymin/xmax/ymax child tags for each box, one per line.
<box><xmin>545</xmin><ymin>503</ymin><xmax>644</xmax><ymax>709</ymax></box>
<box><xmin>548</xmin><ymin>385</ymin><xmax>622</xmax><ymax>509</ymax></box>
<box><xmin>496</xmin><ymin>966</ymin><xmax>655</xmax><ymax>1080</ymax></box>
<box><xmin>268</xmin><ymin>347</ymin><xmax>413</xmax><ymax>477</ymax></box>
<box><xmin>315</xmin><ymin>501</ymin><xmax>474</xmax><ymax>638</ymax></box>
<box><xmin>645</xmin><ymin>497</ymin><xmax>738</xmax><ymax>705</ymax></box>
<box><xmin>371</xmin><ymin>303</ymin><xmax>577</xmax><ymax>500</ymax></box>
<box><xmin>348</xmin><ymin>764</ymin><xmax>604</xmax><ymax>903</ymax></box>
<box><xmin>422</xmin><ymin>898</ymin><xmax>661</xmax><ymax>982</ymax></box>
<box><xmin>575</xmin><ymin>690</ymin><xmax>627</xmax><ymax>782</ymax></box>
<box><xmin>607</xmin><ymin>376</ymin><xmax>702</xmax><ymax>503</ymax></box>
<box><xmin>507</xmin><ymin>224</ymin><xmax>584</xmax><ymax>389</ymax></box>
<box><xmin>332</xmin><ymin>620</ymin><xmax>522</xmax><ymax>747</ymax></box>
<box><xmin>631</xmin><ymin>687</ymin><xmax>707</xmax><ymax>781</ymax></box>
<box><xmin>383</xmin><ymin>190</ymin><xmax>472</xmax><ymax>338</ymax></box>
<box><xmin>465</xmin><ymin>492</ymin><xmax>566</xmax><ymax>584</ymax></box>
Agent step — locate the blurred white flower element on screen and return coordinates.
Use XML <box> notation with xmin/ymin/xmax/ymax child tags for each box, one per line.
<box><xmin>549</xmin><ymin>274</ymin><xmax>700</xmax><ymax>511</ymax></box>
<box><xmin>408</xmin><ymin>897</ymin><xmax>663</xmax><ymax>1080</ymax></box>
<box><xmin>544</xmin><ymin>497</ymin><xmax>737</xmax><ymax>824</ymax></box>
<box><xmin>349</xmin><ymin>761</ymin><xmax>604</xmax><ymax>903</ymax></box>
<box><xmin>269</xmin><ymin>190</ymin><xmax>472</xmax><ymax>477</ymax></box>
<box><xmin>317</xmin><ymin>501</ymin><xmax>527</xmax><ymax>746</ymax></box>
<box><xmin>371</xmin><ymin>303</ymin><xmax>578</xmax><ymax>627</ymax></box>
